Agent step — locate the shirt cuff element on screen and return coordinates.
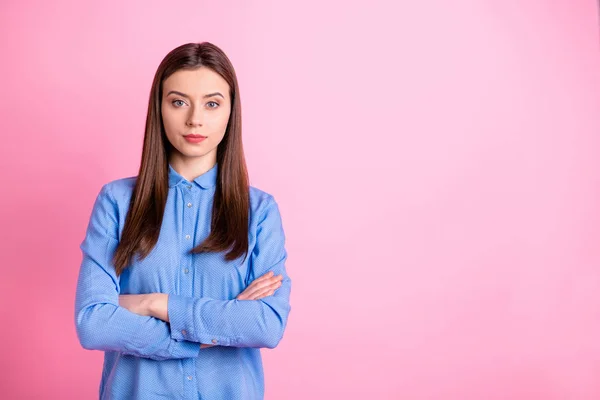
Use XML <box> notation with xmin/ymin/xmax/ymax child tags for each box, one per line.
<box><xmin>167</xmin><ymin>338</ymin><xmax>201</xmax><ymax>359</ymax></box>
<box><xmin>168</xmin><ymin>294</ymin><xmax>194</xmax><ymax>341</ymax></box>
<box><xmin>167</xmin><ymin>294</ymin><xmax>240</xmax><ymax>346</ymax></box>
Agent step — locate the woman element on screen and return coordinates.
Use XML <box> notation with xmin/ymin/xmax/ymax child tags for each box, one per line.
<box><xmin>74</xmin><ymin>42</ymin><xmax>292</xmax><ymax>400</ymax></box>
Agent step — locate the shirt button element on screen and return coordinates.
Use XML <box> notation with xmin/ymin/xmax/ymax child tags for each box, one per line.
<box><xmin>181</xmin><ymin>329</ymin><xmax>187</xmax><ymax>336</ymax></box>
<box><xmin>187</xmin><ymin>185</ymin><xmax>192</xmax><ymax>189</ymax></box>
<box><xmin>211</xmin><ymin>339</ymin><xmax>218</xmax><ymax>344</ymax></box>
<box><xmin>184</xmin><ymin>268</ymin><xmax>189</xmax><ymax>274</ymax></box>
<box><xmin>185</xmin><ymin>234</ymin><xmax>191</xmax><ymax>240</ymax></box>
<box><xmin>187</xmin><ymin>202</ymin><xmax>192</xmax><ymax>207</ymax></box>
<box><xmin>187</xmin><ymin>375</ymin><xmax>193</xmax><ymax>381</ymax></box>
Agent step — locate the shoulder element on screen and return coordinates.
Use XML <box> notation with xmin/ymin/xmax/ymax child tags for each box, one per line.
<box><xmin>249</xmin><ymin>185</ymin><xmax>283</xmax><ymax>223</ymax></box>
<box><xmin>249</xmin><ymin>185</ymin><xmax>276</xmax><ymax>210</ymax></box>
<box><xmin>89</xmin><ymin>176</ymin><xmax>137</xmax><ymax>224</ymax></box>
<box><xmin>99</xmin><ymin>176</ymin><xmax>137</xmax><ymax>204</ymax></box>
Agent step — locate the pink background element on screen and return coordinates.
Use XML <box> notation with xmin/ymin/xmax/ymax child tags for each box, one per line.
<box><xmin>1</xmin><ymin>1</ymin><xmax>599</xmax><ymax>399</ymax></box>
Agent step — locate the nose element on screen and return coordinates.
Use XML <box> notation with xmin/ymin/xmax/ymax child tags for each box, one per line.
<box><xmin>186</xmin><ymin>104</ymin><xmax>203</xmax><ymax>127</ymax></box>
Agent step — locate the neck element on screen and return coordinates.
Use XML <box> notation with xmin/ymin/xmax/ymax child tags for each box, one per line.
<box><xmin>168</xmin><ymin>151</ymin><xmax>217</xmax><ymax>182</ymax></box>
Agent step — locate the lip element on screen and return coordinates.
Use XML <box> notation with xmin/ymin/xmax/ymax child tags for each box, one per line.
<box><xmin>184</xmin><ymin>134</ymin><xmax>207</xmax><ymax>143</ymax></box>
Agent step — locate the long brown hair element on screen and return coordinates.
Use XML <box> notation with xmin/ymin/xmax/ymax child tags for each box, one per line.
<box><xmin>112</xmin><ymin>42</ymin><xmax>249</xmax><ymax>277</ymax></box>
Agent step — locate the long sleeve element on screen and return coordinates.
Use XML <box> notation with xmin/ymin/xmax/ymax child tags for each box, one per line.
<box><xmin>74</xmin><ymin>183</ymin><xmax>201</xmax><ymax>361</ymax></box>
<box><xmin>167</xmin><ymin>196</ymin><xmax>292</xmax><ymax>349</ymax></box>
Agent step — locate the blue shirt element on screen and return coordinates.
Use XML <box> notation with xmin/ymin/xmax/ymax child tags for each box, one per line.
<box><xmin>74</xmin><ymin>162</ymin><xmax>292</xmax><ymax>400</ymax></box>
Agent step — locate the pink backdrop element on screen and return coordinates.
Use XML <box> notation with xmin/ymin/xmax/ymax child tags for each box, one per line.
<box><xmin>1</xmin><ymin>1</ymin><xmax>599</xmax><ymax>399</ymax></box>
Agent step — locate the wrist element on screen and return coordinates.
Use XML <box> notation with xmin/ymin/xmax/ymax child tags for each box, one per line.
<box><xmin>147</xmin><ymin>293</ymin><xmax>169</xmax><ymax>322</ymax></box>
<box><xmin>145</xmin><ymin>293</ymin><xmax>159</xmax><ymax>317</ymax></box>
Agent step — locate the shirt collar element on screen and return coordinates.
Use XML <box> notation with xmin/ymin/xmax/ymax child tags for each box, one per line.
<box><xmin>168</xmin><ymin>162</ymin><xmax>218</xmax><ymax>189</ymax></box>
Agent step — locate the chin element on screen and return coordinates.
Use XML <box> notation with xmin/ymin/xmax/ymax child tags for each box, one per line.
<box><xmin>186</xmin><ymin>148</ymin><xmax>214</xmax><ymax>157</ymax></box>
<box><xmin>181</xmin><ymin>150</ymin><xmax>206</xmax><ymax>157</ymax></box>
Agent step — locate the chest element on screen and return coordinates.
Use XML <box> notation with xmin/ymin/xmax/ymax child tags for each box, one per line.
<box><xmin>117</xmin><ymin>191</ymin><xmax>255</xmax><ymax>299</ymax></box>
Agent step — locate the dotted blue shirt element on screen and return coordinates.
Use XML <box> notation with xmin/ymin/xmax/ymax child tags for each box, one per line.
<box><xmin>74</xmin><ymin>162</ymin><xmax>292</xmax><ymax>399</ymax></box>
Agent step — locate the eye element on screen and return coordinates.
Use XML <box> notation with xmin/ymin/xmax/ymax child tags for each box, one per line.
<box><xmin>207</xmin><ymin>101</ymin><xmax>219</xmax><ymax>108</ymax></box>
<box><xmin>172</xmin><ymin>99</ymin><xmax>186</xmax><ymax>107</ymax></box>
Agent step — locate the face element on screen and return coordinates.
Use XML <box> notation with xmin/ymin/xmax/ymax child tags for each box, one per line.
<box><xmin>161</xmin><ymin>67</ymin><xmax>231</xmax><ymax>167</ymax></box>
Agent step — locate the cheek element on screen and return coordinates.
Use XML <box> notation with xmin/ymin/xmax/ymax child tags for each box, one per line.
<box><xmin>214</xmin><ymin>110</ymin><xmax>231</xmax><ymax>132</ymax></box>
<box><xmin>161</xmin><ymin>109</ymin><xmax>179</xmax><ymax>133</ymax></box>
<box><xmin>213</xmin><ymin>119</ymin><xmax>229</xmax><ymax>142</ymax></box>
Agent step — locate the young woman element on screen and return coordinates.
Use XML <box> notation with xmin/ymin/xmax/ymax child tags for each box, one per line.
<box><xmin>74</xmin><ymin>42</ymin><xmax>292</xmax><ymax>400</ymax></box>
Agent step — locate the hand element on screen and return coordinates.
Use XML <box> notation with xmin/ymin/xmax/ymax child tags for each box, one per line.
<box><xmin>236</xmin><ymin>271</ymin><xmax>283</xmax><ymax>301</ymax></box>
<box><xmin>118</xmin><ymin>294</ymin><xmax>152</xmax><ymax>317</ymax></box>
<box><xmin>197</xmin><ymin>272</ymin><xmax>281</xmax><ymax>351</ymax></box>
<box><xmin>120</xmin><ymin>294</ymin><xmax>213</xmax><ymax>350</ymax></box>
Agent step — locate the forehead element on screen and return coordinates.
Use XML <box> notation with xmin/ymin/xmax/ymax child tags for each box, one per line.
<box><xmin>163</xmin><ymin>67</ymin><xmax>229</xmax><ymax>97</ymax></box>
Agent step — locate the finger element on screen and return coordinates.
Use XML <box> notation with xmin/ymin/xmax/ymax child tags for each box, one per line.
<box><xmin>236</xmin><ymin>290</ymin><xmax>252</xmax><ymax>300</ymax></box>
<box><xmin>249</xmin><ymin>271</ymin><xmax>275</xmax><ymax>286</ymax></box>
<box><xmin>237</xmin><ymin>274</ymin><xmax>282</xmax><ymax>300</ymax></box>
<box><xmin>250</xmin><ymin>273</ymin><xmax>283</xmax><ymax>289</ymax></box>
<box><xmin>237</xmin><ymin>282</ymin><xmax>278</xmax><ymax>301</ymax></box>
<box><xmin>251</xmin><ymin>287</ymin><xmax>276</xmax><ymax>300</ymax></box>
<box><xmin>249</xmin><ymin>280</ymin><xmax>282</xmax><ymax>300</ymax></box>
<box><xmin>243</xmin><ymin>275</ymin><xmax>283</xmax><ymax>299</ymax></box>
<box><xmin>243</xmin><ymin>275</ymin><xmax>278</xmax><ymax>295</ymax></box>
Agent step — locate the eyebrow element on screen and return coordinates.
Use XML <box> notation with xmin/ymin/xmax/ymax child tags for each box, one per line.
<box><xmin>166</xmin><ymin>90</ymin><xmax>225</xmax><ymax>99</ymax></box>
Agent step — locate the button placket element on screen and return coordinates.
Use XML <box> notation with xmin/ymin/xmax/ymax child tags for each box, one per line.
<box><xmin>184</xmin><ymin>184</ymin><xmax>193</xmax><ymax>240</ymax></box>
<box><xmin>180</xmin><ymin>183</ymin><xmax>196</xmax><ymax>391</ymax></box>
<box><xmin>184</xmin><ymin>187</ymin><xmax>193</xmax><ymax>275</ymax></box>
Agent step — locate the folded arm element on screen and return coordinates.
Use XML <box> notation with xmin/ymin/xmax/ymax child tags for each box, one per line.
<box><xmin>74</xmin><ymin>184</ymin><xmax>200</xmax><ymax>361</ymax></box>
<box><xmin>167</xmin><ymin>196</ymin><xmax>292</xmax><ymax>349</ymax></box>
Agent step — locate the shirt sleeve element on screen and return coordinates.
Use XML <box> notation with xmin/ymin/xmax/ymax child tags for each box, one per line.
<box><xmin>167</xmin><ymin>195</ymin><xmax>292</xmax><ymax>348</ymax></box>
<box><xmin>74</xmin><ymin>183</ymin><xmax>201</xmax><ymax>361</ymax></box>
